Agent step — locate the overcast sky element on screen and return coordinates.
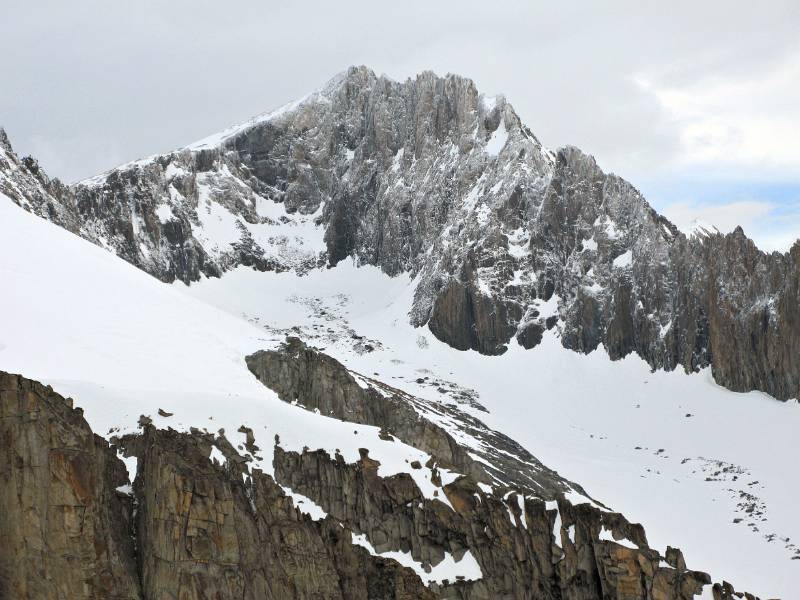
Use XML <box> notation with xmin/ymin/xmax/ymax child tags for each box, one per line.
<box><xmin>2</xmin><ymin>1</ymin><xmax>798</xmax><ymax>250</ymax></box>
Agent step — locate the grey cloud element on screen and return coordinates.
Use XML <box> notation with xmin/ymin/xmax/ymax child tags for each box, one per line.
<box><xmin>1</xmin><ymin>0</ymin><xmax>798</xmax><ymax>186</ymax></box>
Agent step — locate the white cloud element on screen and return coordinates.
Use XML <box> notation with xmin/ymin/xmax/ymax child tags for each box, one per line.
<box><xmin>634</xmin><ymin>49</ymin><xmax>800</xmax><ymax>176</ymax></box>
<box><xmin>24</xmin><ymin>134</ymin><xmax>127</xmax><ymax>185</ymax></box>
<box><xmin>662</xmin><ymin>200</ymin><xmax>774</xmax><ymax>234</ymax></box>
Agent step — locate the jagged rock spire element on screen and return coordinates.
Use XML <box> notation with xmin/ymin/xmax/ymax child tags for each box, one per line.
<box><xmin>0</xmin><ymin>127</ymin><xmax>12</xmax><ymax>153</ymax></box>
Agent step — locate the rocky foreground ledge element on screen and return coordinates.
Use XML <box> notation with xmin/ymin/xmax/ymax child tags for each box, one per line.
<box><xmin>0</xmin><ymin>367</ymin><xmax>768</xmax><ymax>599</ymax></box>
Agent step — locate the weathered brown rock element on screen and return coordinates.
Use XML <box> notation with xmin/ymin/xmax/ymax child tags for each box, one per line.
<box><xmin>273</xmin><ymin>443</ymin><xmax>719</xmax><ymax>600</ymax></box>
<box><xmin>124</xmin><ymin>425</ymin><xmax>436</xmax><ymax>600</ymax></box>
<box><xmin>0</xmin><ymin>370</ymin><xmax>769</xmax><ymax>600</ymax></box>
<box><xmin>0</xmin><ymin>372</ymin><xmax>141</xmax><ymax>600</ymax></box>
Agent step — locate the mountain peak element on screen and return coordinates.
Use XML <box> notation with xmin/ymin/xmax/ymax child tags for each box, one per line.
<box><xmin>0</xmin><ymin>127</ymin><xmax>12</xmax><ymax>153</ymax></box>
<box><xmin>184</xmin><ymin>67</ymin><xmax>376</xmax><ymax>152</ymax></box>
<box><xmin>0</xmin><ymin>63</ymin><xmax>793</xmax><ymax>600</ymax></box>
<box><xmin>4</xmin><ymin>66</ymin><xmax>797</xmax><ymax>402</ymax></box>
<box><xmin>338</xmin><ymin>64</ymin><xmax>377</xmax><ymax>83</ymax></box>
<box><xmin>686</xmin><ymin>218</ymin><xmax>720</xmax><ymax>239</ymax></box>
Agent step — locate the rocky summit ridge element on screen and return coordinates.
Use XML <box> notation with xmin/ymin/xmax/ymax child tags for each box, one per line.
<box><xmin>1</xmin><ymin>65</ymin><xmax>798</xmax><ymax>402</ymax></box>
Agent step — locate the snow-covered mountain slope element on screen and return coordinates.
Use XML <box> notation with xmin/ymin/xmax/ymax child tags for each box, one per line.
<box><xmin>0</xmin><ymin>193</ymin><xmax>483</xmax><ymax>504</ymax></box>
<box><xmin>182</xmin><ymin>262</ymin><xmax>800</xmax><ymax>599</ymax></box>
<box><xmin>0</xmin><ymin>194</ymin><xmax>506</xmax><ymax>590</ymax></box>
<box><xmin>0</xmin><ymin>193</ymin><xmax>797</xmax><ymax>597</ymax></box>
<box><xmin>2</xmin><ymin>67</ymin><xmax>798</xmax><ymax>402</ymax></box>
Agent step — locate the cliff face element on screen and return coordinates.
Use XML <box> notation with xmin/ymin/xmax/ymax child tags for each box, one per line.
<box><xmin>1</xmin><ymin>66</ymin><xmax>798</xmax><ymax>401</ymax></box>
<box><xmin>124</xmin><ymin>426</ymin><xmax>436</xmax><ymax>600</ymax></box>
<box><xmin>0</xmin><ymin>372</ymin><xmax>140</xmax><ymax>600</ymax></box>
<box><xmin>0</xmin><ymin>365</ymin><xmax>763</xmax><ymax>600</ymax></box>
<box><xmin>245</xmin><ymin>337</ymin><xmax>581</xmax><ymax>497</ymax></box>
<box><xmin>0</xmin><ymin>369</ymin><xmax>435</xmax><ymax>600</ymax></box>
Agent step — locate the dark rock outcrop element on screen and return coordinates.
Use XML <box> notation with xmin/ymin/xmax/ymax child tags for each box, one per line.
<box><xmin>246</xmin><ymin>336</ymin><xmax>485</xmax><ymax>481</ymax></box>
<box><xmin>428</xmin><ymin>278</ymin><xmax>519</xmax><ymax>356</ymax></box>
<box><xmin>0</xmin><ymin>372</ymin><xmax>141</xmax><ymax>600</ymax></box>
<box><xmin>0</xmin><ymin>370</ymin><xmax>767</xmax><ymax>599</ymax></box>
<box><xmin>0</xmin><ymin>370</ymin><xmax>435</xmax><ymax>600</ymax></box>
<box><xmin>273</xmin><ymin>444</ymin><xmax>713</xmax><ymax>600</ymax></box>
<box><xmin>122</xmin><ymin>425</ymin><xmax>435</xmax><ymax>600</ymax></box>
<box><xmin>246</xmin><ymin>337</ymin><xmax>583</xmax><ymax>497</ymax></box>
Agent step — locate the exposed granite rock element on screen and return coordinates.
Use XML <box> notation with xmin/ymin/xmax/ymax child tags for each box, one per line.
<box><xmin>0</xmin><ymin>371</ymin><xmax>141</xmax><ymax>600</ymax></box>
<box><xmin>0</xmin><ymin>370</ymin><xmax>768</xmax><ymax>599</ymax></box>
<box><xmin>0</xmin><ymin>369</ymin><xmax>436</xmax><ymax>600</ymax></box>
<box><xmin>121</xmin><ymin>425</ymin><xmax>435</xmax><ymax>600</ymax></box>
<box><xmin>273</xmin><ymin>444</ymin><xmax>716</xmax><ymax>600</ymax></box>
<box><xmin>428</xmin><ymin>276</ymin><xmax>519</xmax><ymax>356</ymax></box>
<box><xmin>248</xmin><ymin>340</ymin><xmax>767</xmax><ymax>599</ymax></box>
<box><xmin>246</xmin><ymin>336</ymin><xmax>484</xmax><ymax>481</ymax></box>
<box><xmin>702</xmin><ymin>232</ymin><xmax>800</xmax><ymax>400</ymax></box>
<box><xmin>246</xmin><ymin>337</ymin><xmax>584</xmax><ymax>497</ymax></box>
<box><xmin>0</xmin><ymin>128</ymin><xmax>78</xmax><ymax>234</ymax></box>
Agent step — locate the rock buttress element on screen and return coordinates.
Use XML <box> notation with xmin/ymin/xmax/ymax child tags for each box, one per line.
<box><xmin>0</xmin><ymin>372</ymin><xmax>141</xmax><ymax>600</ymax></box>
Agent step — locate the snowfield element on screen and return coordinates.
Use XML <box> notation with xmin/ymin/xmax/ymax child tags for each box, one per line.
<box><xmin>0</xmin><ymin>198</ymin><xmax>471</xmax><ymax>583</ymax></box>
<box><xmin>1</xmin><ymin>197</ymin><xmax>798</xmax><ymax>597</ymax></box>
<box><xmin>183</xmin><ymin>262</ymin><xmax>800</xmax><ymax>598</ymax></box>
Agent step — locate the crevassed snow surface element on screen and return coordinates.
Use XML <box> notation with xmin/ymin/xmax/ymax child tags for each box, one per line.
<box><xmin>1</xmin><ymin>197</ymin><xmax>799</xmax><ymax>596</ymax></box>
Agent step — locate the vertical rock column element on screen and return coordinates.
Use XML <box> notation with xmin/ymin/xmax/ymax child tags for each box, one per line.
<box><xmin>0</xmin><ymin>372</ymin><xmax>141</xmax><ymax>600</ymax></box>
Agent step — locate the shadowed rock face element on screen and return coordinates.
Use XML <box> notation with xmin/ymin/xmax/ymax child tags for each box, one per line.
<box><xmin>0</xmin><ymin>370</ymin><xmax>765</xmax><ymax>599</ymax></box>
<box><xmin>1</xmin><ymin>65</ymin><xmax>798</xmax><ymax>401</ymax></box>
<box><xmin>0</xmin><ymin>372</ymin><xmax>141</xmax><ymax>600</ymax></box>
<box><xmin>245</xmin><ymin>337</ymin><xmax>583</xmax><ymax>497</ymax></box>
<box><xmin>428</xmin><ymin>277</ymin><xmax>520</xmax><ymax>356</ymax></box>
<box><xmin>273</xmin><ymin>447</ymin><xmax>714</xmax><ymax>600</ymax></box>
